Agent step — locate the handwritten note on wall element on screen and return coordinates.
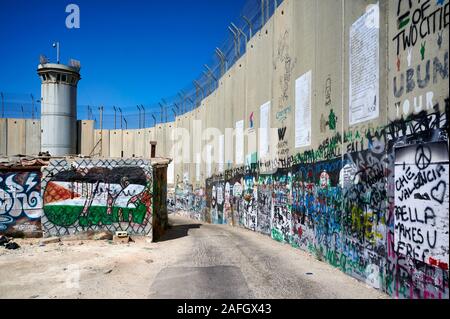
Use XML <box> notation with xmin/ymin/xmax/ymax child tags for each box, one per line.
<box><xmin>259</xmin><ymin>101</ymin><xmax>271</xmax><ymax>158</ymax></box>
<box><xmin>235</xmin><ymin>120</ymin><xmax>244</xmax><ymax>165</ymax></box>
<box><xmin>295</xmin><ymin>70</ymin><xmax>312</xmax><ymax>148</ymax></box>
<box><xmin>349</xmin><ymin>3</ymin><xmax>379</xmax><ymax>125</ymax></box>
<box><xmin>394</xmin><ymin>142</ymin><xmax>449</xmax><ymax>270</ymax></box>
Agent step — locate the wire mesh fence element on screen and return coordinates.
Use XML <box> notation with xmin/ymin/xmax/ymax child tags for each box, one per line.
<box><xmin>0</xmin><ymin>0</ymin><xmax>282</xmax><ymax>130</ymax></box>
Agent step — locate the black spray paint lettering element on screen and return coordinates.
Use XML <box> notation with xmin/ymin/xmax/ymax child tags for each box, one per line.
<box><xmin>395</xmin><ymin>205</ymin><xmax>435</xmax><ymax>224</ymax></box>
<box><xmin>437</xmin><ymin>30</ymin><xmax>443</xmax><ymax>49</ymax></box>
<box><xmin>431</xmin><ymin>180</ymin><xmax>447</xmax><ymax>204</ymax></box>
<box><xmin>389</xmin><ymin>102</ymin><xmax>447</xmax><ymax>137</ymax></box>
<box><xmin>278</xmin><ymin>127</ymin><xmax>287</xmax><ymax>141</ymax></box>
<box><xmin>415</xmin><ymin>144</ymin><xmax>432</xmax><ymax>169</ymax></box>
<box><xmin>392</xmin><ymin>0</ymin><xmax>449</xmax><ymax>55</ymax></box>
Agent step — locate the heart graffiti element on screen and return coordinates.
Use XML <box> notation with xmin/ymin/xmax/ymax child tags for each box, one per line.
<box><xmin>431</xmin><ymin>181</ymin><xmax>447</xmax><ymax>204</ymax></box>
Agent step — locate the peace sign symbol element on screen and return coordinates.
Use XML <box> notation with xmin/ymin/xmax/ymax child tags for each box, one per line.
<box><xmin>415</xmin><ymin>145</ymin><xmax>432</xmax><ymax>170</ymax></box>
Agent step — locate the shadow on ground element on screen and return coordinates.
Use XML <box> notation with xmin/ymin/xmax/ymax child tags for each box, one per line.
<box><xmin>157</xmin><ymin>223</ymin><xmax>202</xmax><ymax>242</ymax></box>
<box><xmin>149</xmin><ymin>266</ymin><xmax>254</xmax><ymax>299</ymax></box>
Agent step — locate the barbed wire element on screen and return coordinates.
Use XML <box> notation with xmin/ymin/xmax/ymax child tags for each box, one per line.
<box><xmin>0</xmin><ymin>0</ymin><xmax>282</xmax><ymax>130</ymax></box>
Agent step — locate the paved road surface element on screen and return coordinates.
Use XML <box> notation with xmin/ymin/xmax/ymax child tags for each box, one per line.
<box><xmin>148</xmin><ymin>215</ymin><xmax>387</xmax><ymax>299</ymax></box>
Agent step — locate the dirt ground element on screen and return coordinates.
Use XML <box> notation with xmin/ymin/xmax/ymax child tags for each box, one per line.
<box><xmin>0</xmin><ymin>215</ymin><xmax>388</xmax><ymax>299</ymax></box>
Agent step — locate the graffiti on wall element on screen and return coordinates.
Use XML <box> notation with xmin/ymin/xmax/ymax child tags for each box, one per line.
<box><xmin>41</xmin><ymin>159</ymin><xmax>153</xmax><ymax>237</ymax></box>
<box><xmin>271</xmin><ymin>169</ymin><xmax>291</xmax><ymax>243</ymax></box>
<box><xmin>0</xmin><ymin>171</ymin><xmax>42</xmax><ymax>236</ymax></box>
<box><xmin>257</xmin><ymin>175</ymin><xmax>272</xmax><ymax>235</ymax></box>
<box><xmin>394</xmin><ymin>141</ymin><xmax>449</xmax><ymax>269</ymax></box>
<box><xmin>387</xmin><ymin>0</ymin><xmax>449</xmax><ymax>299</ymax></box>
<box><xmin>392</xmin><ymin>0</ymin><xmax>449</xmax><ymax>56</ymax></box>
<box><xmin>167</xmin><ymin>188</ymin><xmax>176</xmax><ymax>213</ymax></box>
<box><xmin>393</xmin><ymin>50</ymin><xmax>448</xmax><ymax>118</ymax></box>
<box><xmin>237</xmin><ymin>175</ymin><xmax>257</xmax><ymax>230</ymax></box>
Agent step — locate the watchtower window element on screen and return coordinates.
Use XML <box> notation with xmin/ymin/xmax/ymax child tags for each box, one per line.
<box><xmin>41</xmin><ymin>74</ymin><xmax>47</xmax><ymax>81</ymax></box>
<box><xmin>56</xmin><ymin>74</ymin><xmax>61</xmax><ymax>82</ymax></box>
<box><xmin>61</xmin><ymin>74</ymin><xmax>67</xmax><ymax>82</ymax></box>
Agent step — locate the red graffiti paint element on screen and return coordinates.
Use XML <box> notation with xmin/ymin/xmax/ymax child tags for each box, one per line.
<box><xmin>438</xmin><ymin>261</ymin><xmax>448</xmax><ymax>271</ymax></box>
<box><xmin>429</xmin><ymin>257</ymin><xmax>438</xmax><ymax>266</ymax></box>
<box><xmin>298</xmin><ymin>226</ymin><xmax>303</xmax><ymax>238</ymax></box>
<box><xmin>427</xmin><ymin>257</ymin><xmax>447</xmax><ymax>270</ymax></box>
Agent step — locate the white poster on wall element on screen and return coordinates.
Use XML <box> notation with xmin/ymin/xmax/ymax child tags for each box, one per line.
<box><xmin>206</xmin><ymin>144</ymin><xmax>212</xmax><ymax>178</ymax></box>
<box><xmin>295</xmin><ymin>70</ymin><xmax>312</xmax><ymax>148</ymax></box>
<box><xmin>235</xmin><ymin>120</ymin><xmax>244</xmax><ymax>165</ymax></box>
<box><xmin>218</xmin><ymin>134</ymin><xmax>224</xmax><ymax>173</ymax></box>
<box><xmin>394</xmin><ymin>142</ymin><xmax>449</xmax><ymax>268</ymax></box>
<box><xmin>349</xmin><ymin>3</ymin><xmax>379</xmax><ymax>125</ymax></box>
<box><xmin>195</xmin><ymin>153</ymin><xmax>201</xmax><ymax>182</ymax></box>
<box><xmin>259</xmin><ymin>101</ymin><xmax>271</xmax><ymax>158</ymax></box>
<box><xmin>183</xmin><ymin>171</ymin><xmax>189</xmax><ymax>184</ymax></box>
<box><xmin>167</xmin><ymin>161</ymin><xmax>174</xmax><ymax>184</ymax></box>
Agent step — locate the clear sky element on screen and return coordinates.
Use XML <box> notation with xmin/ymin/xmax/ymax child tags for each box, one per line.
<box><xmin>0</xmin><ymin>0</ymin><xmax>247</xmax><ymax>117</ymax></box>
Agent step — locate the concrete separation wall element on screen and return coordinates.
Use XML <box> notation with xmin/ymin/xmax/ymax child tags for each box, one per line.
<box><xmin>93</xmin><ymin>129</ymin><xmax>110</xmax><ymax>157</ymax></box>
<box><xmin>77</xmin><ymin>120</ymin><xmax>95</xmax><ymax>156</ymax></box>
<box><xmin>167</xmin><ymin>0</ymin><xmax>449</xmax><ymax>300</ymax></box>
<box><xmin>6</xmin><ymin>119</ymin><xmax>26</xmax><ymax>156</ymax></box>
<box><xmin>25</xmin><ymin>120</ymin><xmax>41</xmax><ymax>156</ymax></box>
<box><xmin>0</xmin><ymin>119</ymin><xmax>6</xmax><ymax>156</ymax></box>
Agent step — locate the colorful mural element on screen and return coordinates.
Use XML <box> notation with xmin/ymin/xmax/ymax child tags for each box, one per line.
<box><xmin>0</xmin><ymin>171</ymin><xmax>42</xmax><ymax>237</ymax></box>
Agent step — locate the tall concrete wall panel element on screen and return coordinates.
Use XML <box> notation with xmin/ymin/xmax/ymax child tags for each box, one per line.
<box><xmin>229</xmin><ymin>57</ymin><xmax>247</xmax><ymax>167</ymax></box>
<box><xmin>215</xmin><ymin>74</ymin><xmax>226</xmax><ymax>177</ymax></box>
<box><xmin>0</xmin><ymin>118</ymin><xmax>6</xmax><ymax>156</ymax></box>
<box><xmin>385</xmin><ymin>0</ymin><xmax>449</xmax><ymax>299</ymax></box>
<box><xmin>291</xmin><ymin>0</ymin><xmax>318</xmax><ymax>152</ymax></box>
<box><xmin>198</xmin><ymin>103</ymin><xmax>207</xmax><ymax>186</ymax></box>
<box><xmin>25</xmin><ymin>120</ymin><xmax>41</xmax><ymax>156</ymax></box>
<box><xmin>6</xmin><ymin>119</ymin><xmax>26</xmax><ymax>156</ymax></box>
<box><xmin>246</xmin><ymin>18</ymin><xmax>274</xmax><ymax>164</ymax></box>
<box><xmin>307</xmin><ymin>0</ymin><xmax>343</xmax><ymax>155</ymax></box>
<box><xmin>181</xmin><ymin>113</ymin><xmax>191</xmax><ymax>182</ymax></box>
<box><xmin>222</xmin><ymin>67</ymin><xmax>235</xmax><ymax>168</ymax></box>
<box><xmin>93</xmin><ymin>129</ymin><xmax>110</xmax><ymax>157</ymax></box>
<box><xmin>78</xmin><ymin>120</ymin><xmax>94</xmax><ymax>156</ymax></box>
<box><xmin>192</xmin><ymin>107</ymin><xmax>203</xmax><ymax>186</ymax></box>
<box><xmin>271</xmin><ymin>0</ymin><xmax>295</xmax><ymax>162</ymax></box>
<box><xmin>342</xmin><ymin>0</ymin><xmax>389</xmax><ymax>153</ymax></box>
<box><xmin>206</xmin><ymin>92</ymin><xmax>220</xmax><ymax>176</ymax></box>
<box><xmin>109</xmin><ymin>129</ymin><xmax>123</xmax><ymax>158</ymax></box>
<box><xmin>134</xmin><ymin>129</ymin><xmax>146</xmax><ymax>158</ymax></box>
<box><xmin>388</xmin><ymin>0</ymin><xmax>449</xmax><ymax>120</ymax></box>
<box><xmin>122</xmin><ymin>130</ymin><xmax>135</xmax><ymax>157</ymax></box>
<box><xmin>164</xmin><ymin>121</ymin><xmax>175</xmax><ymax>183</ymax></box>
<box><xmin>172</xmin><ymin>116</ymin><xmax>182</xmax><ymax>185</ymax></box>
<box><xmin>155</xmin><ymin>124</ymin><xmax>166</xmax><ymax>158</ymax></box>
<box><xmin>202</xmin><ymin>94</ymin><xmax>216</xmax><ymax>178</ymax></box>
<box><xmin>145</xmin><ymin>127</ymin><xmax>155</xmax><ymax>155</ymax></box>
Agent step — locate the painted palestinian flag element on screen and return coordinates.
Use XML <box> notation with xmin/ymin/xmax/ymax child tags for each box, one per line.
<box><xmin>43</xmin><ymin>167</ymin><xmax>152</xmax><ymax>227</ymax></box>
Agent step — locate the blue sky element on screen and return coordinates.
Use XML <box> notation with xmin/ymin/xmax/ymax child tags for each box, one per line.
<box><xmin>0</xmin><ymin>0</ymin><xmax>246</xmax><ymax>116</ymax></box>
